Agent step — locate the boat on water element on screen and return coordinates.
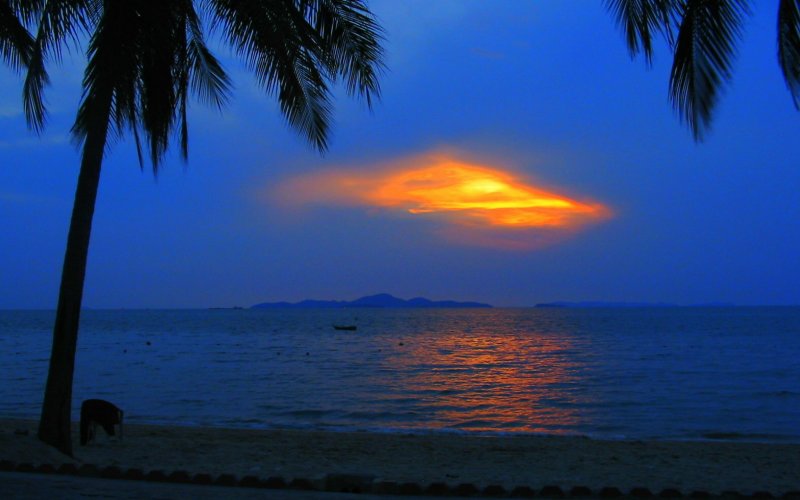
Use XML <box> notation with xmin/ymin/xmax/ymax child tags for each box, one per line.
<box><xmin>332</xmin><ymin>325</ymin><xmax>357</xmax><ymax>331</ymax></box>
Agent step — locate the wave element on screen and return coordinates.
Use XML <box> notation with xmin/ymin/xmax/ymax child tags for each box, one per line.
<box><xmin>700</xmin><ymin>431</ymin><xmax>800</xmax><ymax>442</ymax></box>
<box><xmin>277</xmin><ymin>409</ymin><xmax>336</xmax><ymax>419</ymax></box>
<box><xmin>342</xmin><ymin>410</ymin><xmax>421</xmax><ymax>421</ymax></box>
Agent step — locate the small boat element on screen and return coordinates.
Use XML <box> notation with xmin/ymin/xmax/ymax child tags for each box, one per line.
<box><xmin>333</xmin><ymin>325</ymin><xmax>357</xmax><ymax>331</ymax></box>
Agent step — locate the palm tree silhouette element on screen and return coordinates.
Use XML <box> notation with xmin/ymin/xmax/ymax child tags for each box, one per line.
<box><xmin>23</xmin><ymin>0</ymin><xmax>383</xmax><ymax>456</ymax></box>
<box><xmin>605</xmin><ymin>0</ymin><xmax>800</xmax><ymax>140</ymax></box>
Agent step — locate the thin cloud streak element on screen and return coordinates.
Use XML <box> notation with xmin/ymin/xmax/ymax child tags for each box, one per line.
<box><xmin>0</xmin><ymin>134</ymin><xmax>69</xmax><ymax>149</ymax></box>
<box><xmin>269</xmin><ymin>151</ymin><xmax>612</xmax><ymax>250</ymax></box>
<box><xmin>0</xmin><ymin>105</ymin><xmax>21</xmax><ymax>118</ymax></box>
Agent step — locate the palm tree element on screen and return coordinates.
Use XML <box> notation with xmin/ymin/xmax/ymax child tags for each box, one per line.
<box><xmin>25</xmin><ymin>0</ymin><xmax>383</xmax><ymax>456</ymax></box>
<box><xmin>605</xmin><ymin>0</ymin><xmax>800</xmax><ymax>140</ymax></box>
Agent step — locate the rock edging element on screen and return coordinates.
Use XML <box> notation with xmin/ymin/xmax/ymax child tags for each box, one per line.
<box><xmin>1</xmin><ymin>459</ymin><xmax>799</xmax><ymax>498</ymax></box>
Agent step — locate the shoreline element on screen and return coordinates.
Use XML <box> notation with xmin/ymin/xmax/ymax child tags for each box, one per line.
<box><xmin>1</xmin><ymin>418</ymin><xmax>799</xmax><ymax>495</ymax></box>
<box><xmin>5</xmin><ymin>412</ymin><xmax>797</xmax><ymax>446</ymax></box>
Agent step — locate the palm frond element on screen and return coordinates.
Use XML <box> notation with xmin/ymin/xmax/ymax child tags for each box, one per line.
<box><xmin>24</xmin><ymin>0</ymin><xmax>97</xmax><ymax>133</ymax></box>
<box><xmin>669</xmin><ymin>0</ymin><xmax>749</xmax><ymax>140</ymax></box>
<box><xmin>284</xmin><ymin>45</ymin><xmax>333</xmax><ymax>151</ymax></box>
<box><xmin>137</xmin><ymin>1</ymin><xmax>183</xmax><ymax>168</ymax></box>
<box><xmin>0</xmin><ymin>1</ymin><xmax>34</xmax><ymax>70</ymax></box>
<box><xmin>179</xmin><ymin>81</ymin><xmax>189</xmax><ymax>160</ymax></box>
<box><xmin>209</xmin><ymin>0</ymin><xmax>334</xmax><ymax>151</ymax></box>
<box><xmin>7</xmin><ymin>0</ymin><xmax>46</xmax><ymax>27</ymax></box>
<box><xmin>778</xmin><ymin>0</ymin><xmax>800</xmax><ymax>108</ymax></box>
<box><xmin>605</xmin><ymin>0</ymin><xmax>679</xmax><ymax>65</ymax></box>
<box><xmin>177</xmin><ymin>4</ymin><xmax>191</xmax><ymax>162</ymax></box>
<box><xmin>185</xmin><ymin>4</ymin><xmax>230</xmax><ymax>110</ymax></box>
<box><xmin>301</xmin><ymin>0</ymin><xmax>384</xmax><ymax>107</ymax></box>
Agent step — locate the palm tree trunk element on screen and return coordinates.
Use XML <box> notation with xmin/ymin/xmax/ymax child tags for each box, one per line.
<box><xmin>38</xmin><ymin>91</ymin><xmax>112</xmax><ymax>457</ymax></box>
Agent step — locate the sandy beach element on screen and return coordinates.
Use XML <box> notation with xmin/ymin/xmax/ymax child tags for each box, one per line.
<box><xmin>1</xmin><ymin>418</ymin><xmax>798</xmax><ymax>495</ymax></box>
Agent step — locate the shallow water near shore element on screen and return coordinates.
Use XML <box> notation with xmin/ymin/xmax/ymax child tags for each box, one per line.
<box><xmin>1</xmin><ymin>307</ymin><xmax>798</xmax><ymax>442</ymax></box>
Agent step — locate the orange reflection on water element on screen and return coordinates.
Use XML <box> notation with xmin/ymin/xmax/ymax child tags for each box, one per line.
<box><xmin>378</xmin><ymin>312</ymin><xmax>590</xmax><ymax>434</ymax></box>
<box><xmin>270</xmin><ymin>151</ymin><xmax>612</xmax><ymax>250</ymax></box>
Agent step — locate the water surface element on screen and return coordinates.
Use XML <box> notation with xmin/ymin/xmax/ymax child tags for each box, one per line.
<box><xmin>1</xmin><ymin>307</ymin><xmax>798</xmax><ymax>442</ymax></box>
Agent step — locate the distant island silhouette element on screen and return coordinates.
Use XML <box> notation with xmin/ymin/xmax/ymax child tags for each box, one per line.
<box><xmin>251</xmin><ymin>293</ymin><xmax>492</xmax><ymax>309</ymax></box>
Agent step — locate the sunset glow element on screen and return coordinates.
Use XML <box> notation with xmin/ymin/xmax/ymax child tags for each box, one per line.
<box><xmin>271</xmin><ymin>152</ymin><xmax>612</xmax><ymax>249</ymax></box>
<box><xmin>368</xmin><ymin>162</ymin><xmax>607</xmax><ymax>228</ymax></box>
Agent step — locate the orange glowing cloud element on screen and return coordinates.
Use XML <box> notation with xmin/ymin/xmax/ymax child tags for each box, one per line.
<box><xmin>270</xmin><ymin>151</ymin><xmax>612</xmax><ymax>250</ymax></box>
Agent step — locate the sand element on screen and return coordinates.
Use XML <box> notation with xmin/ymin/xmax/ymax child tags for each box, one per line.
<box><xmin>1</xmin><ymin>418</ymin><xmax>798</xmax><ymax>495</ymax></box>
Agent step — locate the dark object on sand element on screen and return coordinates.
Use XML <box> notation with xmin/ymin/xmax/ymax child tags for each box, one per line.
<box><xmin>333</xmin><ymin>325</ymin><xmax>357</xmax><ymax>331</ymax></box>
<box><xmin>80</xmin><ymin>399</ymin><xmax>124</xmax><ymax>445</ymax></box>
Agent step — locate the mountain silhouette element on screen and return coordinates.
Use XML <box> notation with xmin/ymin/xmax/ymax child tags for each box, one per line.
<box><xmin>251</xmin><ymin>293</ymin><xmax>491</xmax><ymax>309</ymax></box>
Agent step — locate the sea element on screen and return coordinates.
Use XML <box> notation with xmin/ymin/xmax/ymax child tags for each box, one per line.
<box><xmin>1</xmin><ymin>307</ymin><xmax>798</xmax><ymax>443</ymax></box>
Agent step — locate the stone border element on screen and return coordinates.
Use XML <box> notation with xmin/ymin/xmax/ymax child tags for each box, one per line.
<box><xmin>1</xmin><ymin>459</ymin><xmax>799</xmax><ymax>498</ymax></box>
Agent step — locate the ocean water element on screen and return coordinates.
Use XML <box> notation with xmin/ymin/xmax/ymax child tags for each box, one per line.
<box><xmin>0</xmin><ymin>307</ymin><xmax>798</xmax><ymax>442</ymax></box>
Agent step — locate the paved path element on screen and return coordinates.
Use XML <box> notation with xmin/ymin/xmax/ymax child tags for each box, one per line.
<box><xmin>0</xmin><ymin>471</ymin><xmax>462</xmax><ymax>500</ymax></box>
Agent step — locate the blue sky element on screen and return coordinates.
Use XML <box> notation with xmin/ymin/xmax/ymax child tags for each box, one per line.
<box><xmin>1</xmin><ymin>1</ymin><xmax>798</xmax><ymax>308</ymax></box>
